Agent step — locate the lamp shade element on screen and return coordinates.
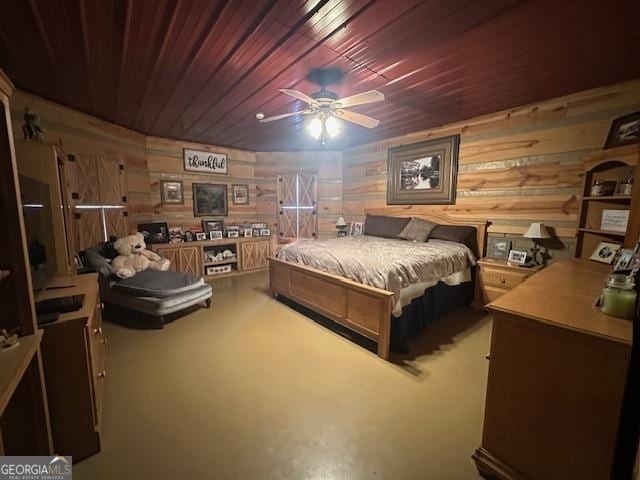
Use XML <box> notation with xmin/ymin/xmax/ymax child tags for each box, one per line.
<box><xmin>336</xmin><ymin>216</ymin><xmax>347</xmax><ymax>227</ymax></box>
<box><xmin>523</xmin><ymin>222</ymin><xmax>550</xmax><ymax>239</ymax></box>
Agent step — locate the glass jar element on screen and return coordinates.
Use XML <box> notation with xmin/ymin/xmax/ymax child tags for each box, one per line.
<box><xmin>600</xmin><ymin>274</ymin><xmax>637</xmax><ymax>320</ymax></box>
<box><xmin>619</xmin><ymin>176</ymin><xmax>634</xmax><ymax>196</ymax></box>
<box><xmin>591</xmin><ymin>179</ymin><xmax>606</xmax><ymax>196</ymax></box>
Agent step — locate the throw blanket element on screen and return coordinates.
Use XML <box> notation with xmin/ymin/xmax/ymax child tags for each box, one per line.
<box><xmin>277</xmin><ymin>235</ymin><xmax>476</xmax><ymax>307</ymax></box>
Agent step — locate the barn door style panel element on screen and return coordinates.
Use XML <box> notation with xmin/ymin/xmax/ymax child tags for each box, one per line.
<box><xmin>104</xmin><ymin>209</ymin><xmax>127</xmax><ymax>239</ymax></box>
<box><xmin>75</xmin><ymin>209</ymin><xmax>103</xmax><ymax>251</ymax></box>
<box><xmin>241</xmin><ymin>240</ymin><xmax>270</xmax><ymax>270</ymax></box>
<box><xmin>177</xmin><ymin>246</ymin><xmax>202</xmax><ymax>277</ymax></box>
<box><xmin>72</xmin><ymin>155</ymin><xmax>100</xmax><ymax>204</ymax></box>
<box><xmin>96</xmin><ymin>157</ymin><xmax>126</xmax><ymax>204</ymax></box>
<box><xmin>277</xmin><ymin>173</ymin><xmax>318</xmax><ymax>240</ymax></box>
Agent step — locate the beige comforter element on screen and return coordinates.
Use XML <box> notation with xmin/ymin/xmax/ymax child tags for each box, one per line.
<box><xmin>277</xmin><ymin>235</ymin><xmax>476</xmax><ymax>302</ymax></box>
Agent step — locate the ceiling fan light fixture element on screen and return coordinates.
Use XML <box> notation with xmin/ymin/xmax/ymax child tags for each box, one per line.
<box><xmin>307</xmin><ymin>116</ymin><xmax>323</xmax><ymax>140</ymax></box>
<box><xmin>325</xmin><ymin>115</ymin><xmax>341</xmax><ymax>138</ymax></box>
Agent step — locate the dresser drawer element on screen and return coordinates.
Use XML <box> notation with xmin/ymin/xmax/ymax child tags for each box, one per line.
<box><xmin>480</xmin><ymin>284</ymin><xmax>510</xmax><ymax>304</ymax></box>
<box><xmin>481</xmin><ymin>266</ymin><xmax>530</xmax><ymax>289</ymax></box>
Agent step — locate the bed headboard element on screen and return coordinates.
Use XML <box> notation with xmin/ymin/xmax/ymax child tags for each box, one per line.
<box><xmin>365</xmin><ymin>208</ymin><xmax>489</xmax><ymax>258</ymax></box>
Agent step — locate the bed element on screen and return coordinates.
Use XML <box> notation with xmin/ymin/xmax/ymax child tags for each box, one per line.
<box><xmin>268</xmin><ymin>210</ymin><xmax>487</xmax><ymax>360</ymax></box>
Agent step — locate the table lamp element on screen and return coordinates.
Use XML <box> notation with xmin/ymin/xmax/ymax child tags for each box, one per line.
<box><xmin>523</xmin><ymin>222</ymin><xmax>550</xmax><ymax>265</ymax></box>
<box><xmin>336</xmin><ymin>216</ymin><xmax>347</xmax><ymax>237</ymax></box>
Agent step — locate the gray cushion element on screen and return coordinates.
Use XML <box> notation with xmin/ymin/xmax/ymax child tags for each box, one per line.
<box><xmin>83</xmin><ymin>247</ymin><xmax>115</xmax><ymax>277</ymax></box>
<box><xmin>104</xmin><ymin>284</ymin><xmax>212</xmax><ymax>317</ymax></box>
<box><xmin>111</xmin><ymin>270</ymin><xmax>205</xmax><ymax>298</ymax></box>
<box><xmin>363</xmin><ymin>214</ymin><xmax>411</xmax><ymax>239</ymax></box>
<box><xmin>398</xmin><ymin>217</ymin><xmax>438</xmax><ymax>242</ymax></box>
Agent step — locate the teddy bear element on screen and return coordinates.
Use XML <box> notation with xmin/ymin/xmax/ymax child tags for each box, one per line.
<box><xmin>111</xmin><ymin>232</ymin><xmax>170</xmax><ymax>279</ymax></box>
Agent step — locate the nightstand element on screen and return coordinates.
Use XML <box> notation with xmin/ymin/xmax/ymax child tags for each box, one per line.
<box><xmin>475</xmin><ymin>258</ymin><xmax>544</xmax><ymax>307</ymax></box>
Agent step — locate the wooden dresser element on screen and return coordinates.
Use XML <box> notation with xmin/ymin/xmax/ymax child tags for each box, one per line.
<box><xmin>474</xmin><ymin>260</ymin><xmax>633</xmax><ymax>480</ymax></box>
<box><xmin>35</xmin><ymin>274</ymin><xmax>106</xmax><ymax>462</ymax></box>
<box><xmin>476</xmin><ymin>258</ymin><xmax>544</xmax><ymax>306</ymax></box>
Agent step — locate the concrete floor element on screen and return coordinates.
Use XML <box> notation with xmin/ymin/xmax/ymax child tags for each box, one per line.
<box><xmin>75</xmin><ymin>271</ymin><xmax>491</xmax><ymax>480</ymax></box>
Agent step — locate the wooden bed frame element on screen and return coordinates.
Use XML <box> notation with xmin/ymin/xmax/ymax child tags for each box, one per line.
<box><xmin>268</xmin><ymin>210</ymin><xmax>488</xmax><ymax>360</ymax></box>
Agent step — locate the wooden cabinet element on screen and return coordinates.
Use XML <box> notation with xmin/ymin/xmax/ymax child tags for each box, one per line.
<box><xmin>474</xmin><ymin>260</ymin><xmax>632</xmax><ymax>480</ymax></box>
<box><xmin>153</xmin><ymin>237</ymin><xmax>273</xmax><ymax>279</ymax></box>
<box><xmin>36</xmin><ymin>274</ymin><xmax>105</xmax><ymax>462</ymax></box>
<box><xmin>476</xmin><ymin>258</ymin><xmax>543</xmax><ymax>305</ymax></box>
<box><xmin>241</xmin><ymin>239</ymin><xmax>270</xmax><ymax>270</ymax></box>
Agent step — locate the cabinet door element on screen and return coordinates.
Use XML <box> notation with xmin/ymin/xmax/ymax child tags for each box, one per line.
<box><xmin>156</xmin><ymin>247</ymin><xmax>179</xmax><ymax>272</ymax></box>
<box><xmin>72</xmin><ymin>155</ymin><xmax>100</xmax><ymax>204</ymax></box>
<box><xmin>177</xmin><ymin>246</ymin><xmax>202</xmax><ymax>277</ymax></box>
<box><xmin>96</xmin><ymin>157</ymin><xmax>124</xmax><ymax>204</ymax></box>
<box><xmin>241</xmin><ymin>240</ymin><xmax>270</xmax><ymax>271</ymax></box>
<box><xmin>75</xmin><ymin>208</ymin><xmax>104</xmax><ymax>251</ymax></box>
<box><xmin>104</xmin><ymin>209</ymin><xmax>127</xmax><ymax>240</ymax></box>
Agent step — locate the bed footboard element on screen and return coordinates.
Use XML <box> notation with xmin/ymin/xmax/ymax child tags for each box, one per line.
<box><xmin>268</xmin><ymin>257</ymin><xmax>395</xmax><ymax>360</ymax></box>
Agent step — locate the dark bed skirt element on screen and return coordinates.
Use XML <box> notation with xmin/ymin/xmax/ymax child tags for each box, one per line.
<box><xmin>391</xmin><ymin>278</ymin><xmax>475</xmax><ymax>352</ymax></box>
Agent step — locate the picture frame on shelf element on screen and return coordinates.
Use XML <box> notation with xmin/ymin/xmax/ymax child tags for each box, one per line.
<box><xmin>252</xmin><ymin>229</ymin><xmax>261</xmax><ymax>237</ymax></box>
<box><xmin>260</xmin><ymin>228</ymin><xmax>271</xmax><ymax>236</ymax></box>
<box><xmin>243</xmin><ymin>228</ymin><xmax>253</xmax><ymax>238</ymax></box>
<box><xmin>226</xmin><ymin>230</ymin><xmax>239</xmax><ymax>238</ymax></box>
<box><xmin>589</xmin><ymin>241</ymin><xmax>621</xmax><ymax>264</ymax></box>
<box><xmin>137</xmin><ymin>222</ymin><xmax>169</xmax><ymax>244</ymax></box>
<box><xmin>614</xmin><ymin>249</ymin><xmax>634</xmax><ymax>272</ymax></box>
<box><xmin>348</xmin><ymin>222</ymin><xmax>363</xmax><ymax>236</ymax></box>
<box><xmin>507</xmin><ymin>250</ymin><xmax>527</xmax><ymax>265</ymax></box>
<box><xmin>210</xmin><ymin>231</ymin><xmax>223</xmax><ymax>240</ymax></box>
<box><xmin>604</xmin><ymin>111</ymin><xmax>640</xmax><ymax>149</ymax></box>
<box><xmin>160</xmin><ymin>180</ymin><xmax>184</xmax><ymax>205</ymax></box>
<box><xmin>202</xmin><ymin>219</ymin><xmax>225</xmax><ymax>234</ymax></box>
<box><xmin>195</xmin><ymin>232</ymin><xmax>207</xmax><ymax>241</ymax></box>
<box><xmin>183</xmin><ymin>230</ymin><xmax>194</xmax><ymax>242</ymax></box>
<box><xmin>193</xmin><ymin>183</ymin><xmax>228</xmax><ymax>217</ymax></box>
<box><xmin>488</xmin><ymin>238</ymin><xmax>512</xmax><ymax>260</ymax></box>
<box><xmin>169</xmin><ymin>226</ymin><xmax>184</xmax><ymax>243</ymax></box>
<box><xmin>232</xmin><ymin>184</ymin><xmax>250</xmax><ymax>205</ymax></box>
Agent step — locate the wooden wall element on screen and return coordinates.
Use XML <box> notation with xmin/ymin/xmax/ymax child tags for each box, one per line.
<box><xmin>146</xmin><ymin>137</ymin><xmax>257</xmax><ymax>231</ymax></box>
<box><xmin>342</xmin><ymin>79</ymin><xmax>640</xmax><ymax>258</ymax></box>
<box><xmin>255</xmin><ymin>151</ymin><xmax>342</xmax><ymax>239</ymax></box>
<box><xmin>9</xmin><ymin>91</ymin><xmax>151</xmax><ymax>225</ymax></box>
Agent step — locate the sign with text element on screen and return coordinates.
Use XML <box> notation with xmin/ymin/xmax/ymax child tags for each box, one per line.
<box><xmin>183</xmin><ymin>148</ymin><xmax>227</xmax><ymax>175</ymax></box>
<box><xmin>1</xmin><ymin>456</ymin><xmax>72</xmax><ymax>479</ymax></box>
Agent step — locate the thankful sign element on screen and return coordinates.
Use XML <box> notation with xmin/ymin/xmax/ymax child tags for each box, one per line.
<box><xmin>183</xmin><ymin>148</ymin><xmax>228</xmax><ymax>174</ymax></box>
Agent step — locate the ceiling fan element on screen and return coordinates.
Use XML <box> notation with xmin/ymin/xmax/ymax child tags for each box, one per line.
<box><xmin>256</xmin><ymin>68</ymin><xmax>384</xmax><ymax>145</ymax></box>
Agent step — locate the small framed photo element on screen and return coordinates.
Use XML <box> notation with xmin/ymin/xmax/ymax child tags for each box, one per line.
<box><xmin>74</xmin><ymin>254</ymin><xmax>84</xmax><ymax>270</ymax></box>
<box><xmin>243</xmin><ymin>228</ymin><xmax>253</xmax><ymax>237</ymax></box>
<box><xmin>184</xmin><ymin>230</ymin><xmax>194</xmax><ymax>242</ymax></box>
<box><xmin>507</xmin><ymin>250</ymin><xmax>528</xmax><ymax>265</ymax></box>
<box><xmin>160</xmin><ymin>180</ymin><xmax>184</xmax><ymax>205</ymax></box>
<box><xmin>589</xmin><ymin>241</ymin><xmax>621</xmax><ymax>264</ymax></box>
<box><xmin>604</xmin><ymin>111</ymin><xmax>640</xmax><ymax>149</ymax></box>
<box><xmin>614</xmin><ymin>248</ymin><xmax>634</xmax><ymax>272</ymax></box>
<box><xmin>488</xmin><ymin>238</ymin><xmax>512</xmax><ymax>260</ymax></box>
<box><xmin>202</xmin><ymin>219</ymin><xmax>224</xmax><ymax>234</ymax></box>
<box><xmin>227</xmin><ymin>230</ymin><xmax>239</xmax><ymax>238</ymax></box>
<box><xmin>348</xmin><ymin>222</ymin><xmax>363</xmax><ymax>236</ymax></box>
<box><xmin>195</xmin><ymin>232</ymin><xmax>207</xmax><ymax>241</ymax></box>
<box><xmin>210</xmin><ymin>231</ymin><xmax>223</xmax><ymax>240</ymax></box>
<box><xmin>232</xmin><ymin>184</ymin><xmax>250</xmax><ymax>205</ymax></box>
<box><xmin>260</xmin><ymin>228</ymin><xmax>271</xmax><ymax>236</ymax></box>
<box><xmin>252</xmin><ymin>229</ymin><xmax>261</xmax><ymax>237</ymax></box>
<box><xmin>169</xmin><ymin>226</ymin><xmax>184</xmax><ymax>243</ymax></box>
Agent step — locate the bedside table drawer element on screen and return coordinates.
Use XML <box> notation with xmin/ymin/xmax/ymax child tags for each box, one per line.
<box><xmin>481</xmin><ymin>266</ymin><xmax>529</xmax><ymax>289</ymax></box>
<box><xmin>480</xmin><ymin>284</ymin><xmax>510</xmax><ymax>304</ymax></box>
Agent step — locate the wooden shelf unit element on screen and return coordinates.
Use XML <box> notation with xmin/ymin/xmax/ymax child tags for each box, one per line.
<box><xmin>152</xmin><ymin>235</ymin><xmax>273</xmax><ymax>279</ymax></box>
<box><xmin>575</xmin><ymin>145</ymin><xmax>640</xmax><ymax>259</ymax></box>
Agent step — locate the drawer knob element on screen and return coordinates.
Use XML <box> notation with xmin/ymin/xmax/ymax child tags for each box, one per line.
<box><xmin>93</xmin><ymin>327</ymin><xmax>103</xmax><ymax>335</ymax></box>
<box><xmin>97</xmin><ymin>370</ymin><xmax>106</xmax><ymax>379</ymax></box>
<box><xmin>500</xmin><ymin>276</ymin><xmax>506</xmax><ymax>284</ymax></box>
<box><xmin>101</xmin><ymin>337</ymin><xmax>107</xmax><ymax>345</ymax></box>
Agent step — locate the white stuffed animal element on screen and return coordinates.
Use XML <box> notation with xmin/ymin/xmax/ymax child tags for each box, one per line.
<box><xmin>111</xmin><ymin>232</ymin><xmax>170</xmax><ymax>279</ymax></box>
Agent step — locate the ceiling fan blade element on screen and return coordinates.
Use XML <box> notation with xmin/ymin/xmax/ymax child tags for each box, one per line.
<box><xmin>331</xmin><ymin>90</ymin><xmax>384</xmax><ymax>109</ymax></box>
<box><xmin>335</xmin><ymin>109</ymin><xmax>380</xmax><ymax>128</ymax></box>
<box><xmin>279</xmin><ymin>88</ymin><xmax>319</xmax><ymax>107</ymax></box>
<box><xmin>259</xmin><ymin>109</ymin><xmax>314</xmax><ymax>123</ymax></box>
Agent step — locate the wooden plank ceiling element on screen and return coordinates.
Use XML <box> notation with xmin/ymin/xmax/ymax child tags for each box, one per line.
<box><xmin>1</xmin><ymin>0</ymin><xmax>638</xmax><ymax>151</ymax></box>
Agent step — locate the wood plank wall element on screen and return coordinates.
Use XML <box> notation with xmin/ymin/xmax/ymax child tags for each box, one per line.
<box><xmin>342</xmin><ymin>79</ymin><xmax>640</xmax><ymax>258</ymax></box>
<box><xmin>255</xmin><ymin>151</ymin><xmax>342</xmax><ymax>239</ymax></box>
<box><xmin>146</xmin><ymin>136</ymin><xmax>257</xmax><ymax>231</ymax></box>
<box><xmin>9</xmin><ymin>91</ymin><xmax>151</xmax><ymax>225</ymax></box>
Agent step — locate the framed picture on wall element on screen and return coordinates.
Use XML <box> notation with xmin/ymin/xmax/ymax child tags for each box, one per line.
<box><xmin>604</xmin><ymin>111</ymin><xmax>640</xmax><ymax>149</ymax></box>
<box><xmin>192</xmin><ymin>183</ymin><xmax>228</xmax><ymax>217</ymax></box>
<box><xmin>160</xmin><ymin>180</ymin><xmax>184</xmax><ymax>205</ymax></box>
<box><xmin>387</xmin><ymin>134</ymin><xmax>459</xmax><ymax>205</ymax></box>
<box><xmin>232</xmin><ymin>184</ymin><xmax>249</xmax><ymax>205</ymax></box>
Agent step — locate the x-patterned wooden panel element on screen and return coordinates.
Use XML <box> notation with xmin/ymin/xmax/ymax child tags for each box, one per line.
<box><xmin>277</xmin><ymin>175</ymin><xmax>296</xmax><ymax>207</ymax></box>
<box><xmin>96</xmin><ymin>157</ymin><xmax>123</xmax><ymax>204</ymax></box>
<box><xmin>73</xmin><ymin>155</ymin><xmax>99</xmax><ymax>204</ymax></box>
<box><xmin>297</xmin><ymin>174</ymin><xmax>317</xmax><ymax>207</ymax></box>
<box><xmin>178</xmin><ymin>246</ymin><xmax>202</xmax><ymax>277</ymax></box>
<box><xmin>241</xmin><ymin>240</ymin><xmax>270</xmax><ymax>270</ymax></box>
<box><xmin>75</xmin><ymin>209</ymin><xmax>103</xmax><ymax>251</ymax></box>
<box><xmin>104</xmin><ymin>210</ymin><xmax>126</xmax><ymax>239</ymax></box>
